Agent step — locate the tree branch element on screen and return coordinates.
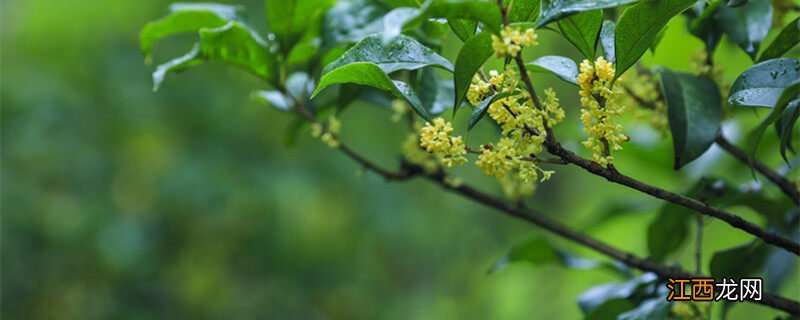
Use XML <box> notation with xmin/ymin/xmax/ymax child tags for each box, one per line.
<box><xmin>498</xmin><ymin>24</ymin><xmax>800</xmax><ymax>254</ymax></box>
<box><xmin>326</xmin><ymin>134</ymin><xmax>800</xmax><ymax>315</ymax></box>
<box><xmin>545</xmin><ymin>142</ymin><xmax>800</xmax><ymax>256</ymax></box>
<box><xmin>714</xmin><ymin>135</ymin><xmax>800</xmax><ymax>205</ymax></box>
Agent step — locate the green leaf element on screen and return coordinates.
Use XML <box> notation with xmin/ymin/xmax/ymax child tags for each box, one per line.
<box><xmin>468</xmin><ymin>91</ymin><xmax>517</xmax><ymax>130</ymax></box>
<box><xmin>688</xmin><ymin>1</ymin><xmax>723</xmax><ymax>52</ymax></box>
<box><xmin>252</xmin><ymin>90</ymin><xmax>292</xmax><ymax>111</ymax></box>
<box><xmin>448</xmin><ymin>18</ymin><xmax>479</xmax><ymax>41</ymax></box>
<box><xmin>775</xmin><ymin>102</ymin><xmax>800</xmax><ymax>162</ymax></box>
<box><xmin>140</xmin><ymin>3</ymin><xmax>241</xmax><ymax>63</ymax></box>
<box><xmin>506</xmin><ymin>0</ymin><xmax>541</xmax><ymax>23</ymax></box>
<box><xmin>599</xmin><ymin>20</ymin><xmax>616</xmax><ymax>63</ymax></box>
<box><xmin>649</xmin><ymin>27</ymin><xmax>667</xmax><ymax>54</ymax></box>
<box><xmin>537</xmin><ymin>0</ymin><xmax>640</xmax><ymax>28</ymax></box>
<box><xmin>758</xmin><ymin>17</ymin><xmax>800</xmax><ymax>62</ymax></box>
<box><xmin>615</xmin><ymin>0</ymin><xmax>695</xmax><ymax>78</ymax></box>
<box><xmin>728</xmin><ymin>58</ymin><xmax>800</xmax><ymax>108</ymax></box>
<box><xmin>744</xmin><ymin>80</ymin><xmax>800</xmax><ymax>165</ymax></box>
<box><xmin>617</xmin><ymin>298</ymin><xmax>669</xmax><ymax>320</ymax></box>
<box><xmin>646</xmin><ymin>178</ymin><xmax>737</xmax><ymax>261</ymax></box>
<box><xmin>585</xmin><ymin>298</ymin><xmax>636</xmax><ymax>320</ymax></box>
<box><xmin>489</xmin><ymin>237</ymin><xmax>626</xmax><ymax>276</ymax></box>
<box><xmin>525</xmin><ymin>55</ymin><xmax>579</xmax><ymax>85</ymax></box>
<box><xmin>714</xmin><ymin>0</ymin><xmax>773</xmax><ymax>60</ymax></box>
<box><xmin>646</xmin><ymin>203</ymin><xmax>693</xmax><ymax>262</ymax></box>
<box><xmin>322</xmin><ymin>34</ymin><xmax>453</xmax><ymax>75</ymax></box>
<box><xmin>151</xmin><ymin>22</ymin><xmax>279</xmax><ymax>90</ymax></box>
<box><xmin>409</xmin><ymin>0</ymin><xmax>503</xmax><ymax>35</ymax></box>
<box><xmin>557</xmin><ymin>10</ymin><xmax>603</xmax><ymax>60</ymax></box>
<box><xmin>488</xmin><ymin>237</ymin><xmax>557</xmax><ymax>274</ymax></box>
<box><xmin>266</xmin><ymin>0</ymin><xmax>332</xmax><ymax>51</ymax></box>
<box><xmin>658</xmin><ymin>69</ymin><xmax>722</xmax><ymax>169</ymax></box>
<box><xmin>578</xmin><ymin>273</ymin><xmax>658</xmax><ymax>314</ymax></box>
<box><xmin>311</xmin><ymin>62</ymin><xmax>433</xmax><ymax>121</ymax></box>
<box><xmin>322</xmin><ymin>0</ymin><xmax>389</xmax><ymax>47</ymax></box>
<box><xmin>380</xmin><ymin>7</ymin><xmax>424</xmax><ymax>43</ymax></box>
<box><xmin>453</xmin><ymin>31</ymin><xmax>494</xmax><ymax>114</ymax></box>
<box><xmin>710</xmin><ymin>241</ymin><xmax>769</xmax><ymax>278</ymax></box>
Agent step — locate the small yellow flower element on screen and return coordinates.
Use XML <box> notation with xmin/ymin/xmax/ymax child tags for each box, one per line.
<box><xmin>419</xmin><ymin>117</ymin><xmax>468</xmax><ymax>168</ymax></box>
<box><xmin>578</xmin><ymin>57</ymin><xmax>627</xmax><ymax>166</ymax></box>
<box><xmin>321</xmin><ymin>132</ymin><xmax>340</xmax><ymax>148</ymax></box>
<box><xmin>491</xmin><ymin>26</ymin><xmax>538</xmax><ymax>58</ymax></box>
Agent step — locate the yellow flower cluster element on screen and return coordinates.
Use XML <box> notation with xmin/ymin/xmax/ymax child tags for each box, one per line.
<box><xmin>402</xmin><ymin>133</ymin><xmax>438</xmax><ymax>173</ymax></box>
<box><xmin>419</xmin><ymin>118</ymin><xmax>468</xmax><ymax>167</ymax></box>
<box><xmin>421</xmin><ymin>66</ymin><xmax>564</xmax><ymax>199</ymax></box>
<box><xmin>467</xmin><ymin>69</ymin><xmax>518</xmax><ymax>106</ymax></box>
<box><xmin>310</xmin><ymin>115</ymin><xmax>341</xmax><ymax>148</ymax></box>
<box><xmin>578</xmin><ymin>57</ymin><xmax>628</xmax><ymax>166</ymax></box>
<box><xmin>491</xmin><ymin>26</ymin><xmax>538</xmax><ymax>58</ymax></box>
<box><xmin>619</xmin><ymin>73</ymin><xmax>667</xmax><ymax>132</ymax></box>
<box><xmin>473</xmin><ymin>84</ymin><xmax>562</xmax><ymax>197</ymax></box>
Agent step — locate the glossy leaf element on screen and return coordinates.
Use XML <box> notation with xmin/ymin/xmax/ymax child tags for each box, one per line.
<box><xmin>557</xmin><ymin>10</ymin><xmax>603</xmax><ymax>60</ymax></box>
<box><xmin>688</xmin><ymin>1</ymin><xmax>723</xmax><ymax>52</ymax></box>
<box><xmin>140</xmin><ymin>3</ymin><xmax>241</xmax><ymax>63</ymax></box>
<box><xmin>728</xmin><ymin>58</ymin><xmax>800</xmax><ymax>108</ymax></box>
<box><xmin>744</xmin><ymin>80</ymin><xmax>800</xmax><ymax>165</ymax></box>
<box><xmin>599</xmin><ymin>20</ymin><xmax>616</xmax><ymax>63</ymax></box>
<box><xmin>453</xmin><ymin>31</ymin><xmax>494</xmax><ymax>114</ymax></box>
<box><xmin>525</xmin><ymin>55</ymin><xmax>579</xmax><ymax>85</ymax></box>
<box><xmin>152</xmin><ymin>22</ymin><xmax>278</xmax><ymax>90</ymax></box>
<box><xmin>381</xmin><ymin>7</ymin><xmax>423</xmax><ymax>43</ymax></box>
<box><xmin>415</xmin><ymin>68</ymin><xmax>455</xmax><ymax>115</ymax></box>
<box><xmin>775</xmin><ymin>102</ymin><xmax>800</xmax><ymax>162</ymax></box>
<box><xmin>659</xmin><ymin>69</ymin><xmax>722</xmax><ymax>169</ymax></box>
<box><xmin>537</xmin><ymin>0</ymin><xmax>639</xmax><ymax>28</ymax></box>
<box><xmin>321</xmin><ymin>0</ymin><xmax>388</xmax><ymax>47</ymax></box>
<box><xmin>758</xmin><ymin>17</ymin><xmax>800</xmax><ymax>62</ymax></box>
<box><xmin>468</xmin><ymin>91</ymin><xmax>517</xmax><ymax>130</ymax></box>
<box><xmin>448</xmin><ymin>19</ymin><xmax>478</xmax><ymax>41</ymax></box>
<box><xmin>506</xmin><ymin>0</ymin><xmax>541</xmax><ymax>23</ymax></box>
<box><xmin>714</xmin><ymin>0</ymin><xmax>773</xmax><ymax>60</ymax></box>
<box><xmin>311</xmin><ymin>62</ymin><xmax>433</xmax><ymax>120</ymax></box>
<box><xmin>409</xmin><ymin>0</ymin><xmax>503</xmax><ymax>35</ymax></box>
<box><xmin>322</xmin><ymin>34</ymin><xmax>454</xmax><ymax>75</ymax></box>
<box><xmin>266</xmin><ymin>0</ymin><xmax>331</xmax><ymax>50</ymax></box>
<box><xmin>578</xmin><ymin>273</ymin><xmax>658</xmax><ymax>314</ymax></box>
<box><xmin>615</xmin><ymin>0</ymin><xmax>695</xmax><ymax>78</ymax></box>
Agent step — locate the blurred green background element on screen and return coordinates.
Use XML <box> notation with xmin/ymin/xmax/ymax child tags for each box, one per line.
<box><xmin>2</xmin><ymin>0</ymin><xmax>798</xmax><ymax>319</ymax></box>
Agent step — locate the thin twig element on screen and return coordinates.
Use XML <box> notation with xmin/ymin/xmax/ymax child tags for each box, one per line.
<box><xmin>322</xmin><ymin>131</ymin><xmax>800</xmax><ymax>314</ymax></box>
<box><xmin>715</xmin><ymin>135</ymin><xmax>800</xmax><ymax>205</ymax></box>
<box><xmin>545</xmin><ymin>142</ymin><xmax>800</xmax><ymax>255</ymax></box>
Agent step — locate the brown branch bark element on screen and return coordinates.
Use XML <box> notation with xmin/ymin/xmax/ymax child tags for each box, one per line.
<box><xmin>328</xmin><ymin>135</ymin><xmax>800</xmax><ymax>315</ymax></box>
<box><xmin>545</xmin><ymin>142</ymin><xmax>800</xmax><ymax>256</ymax></box>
